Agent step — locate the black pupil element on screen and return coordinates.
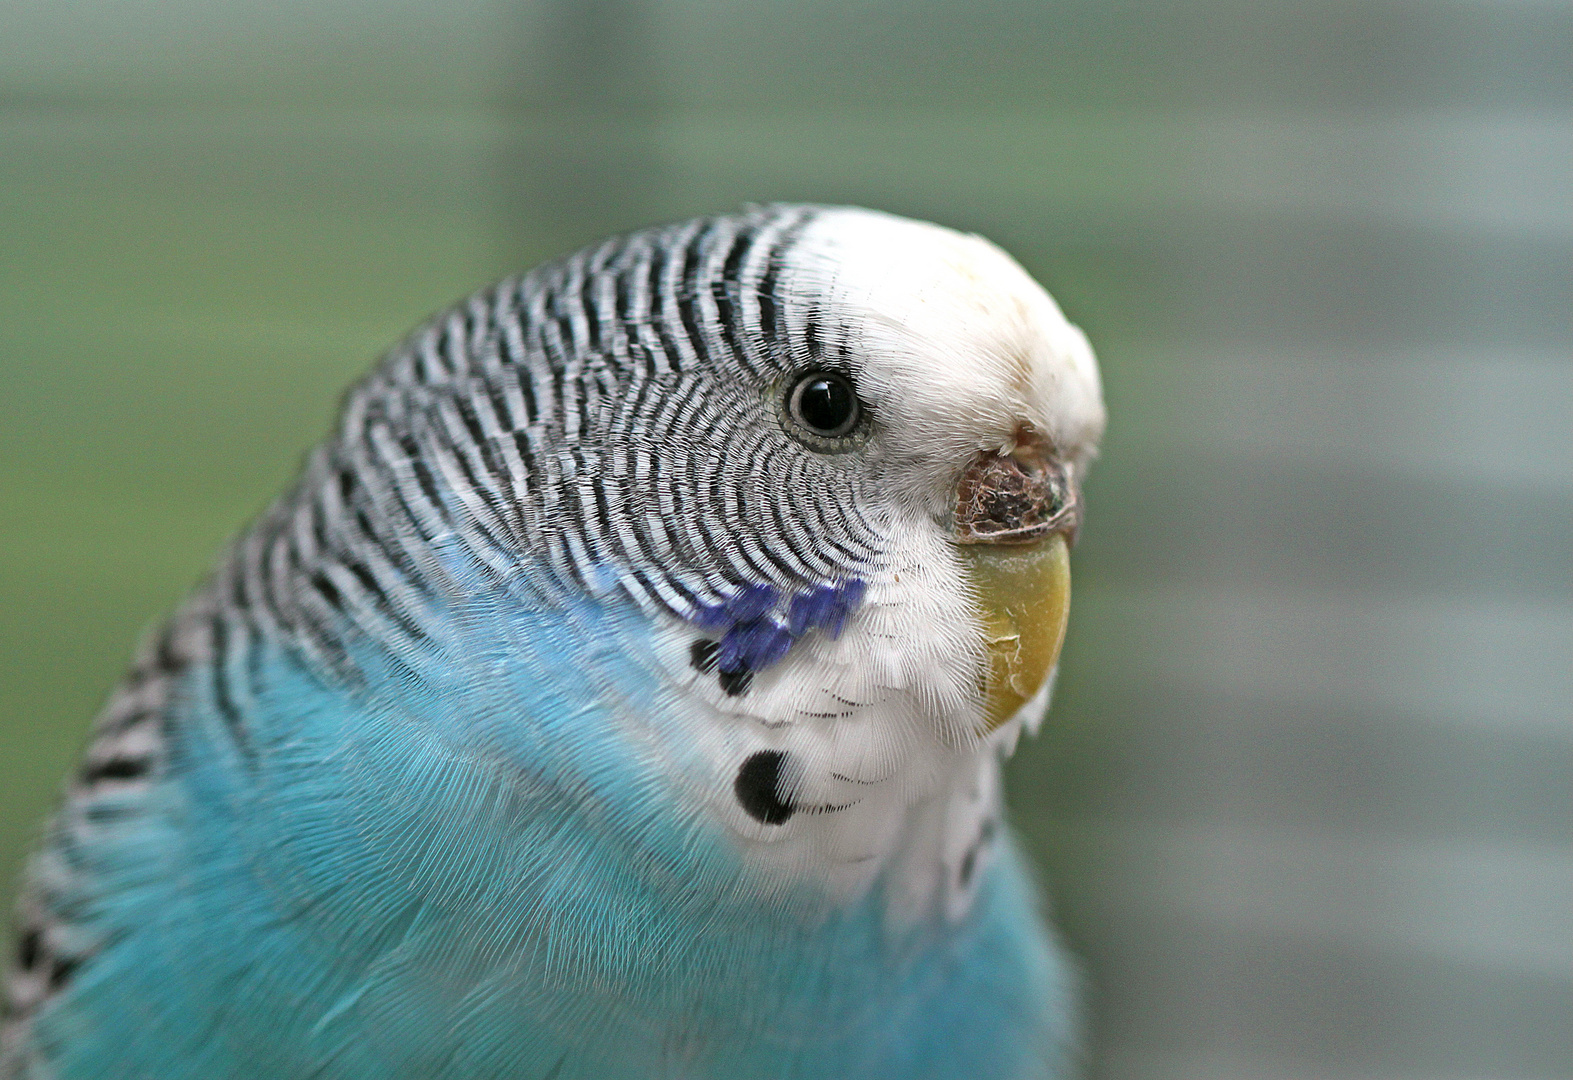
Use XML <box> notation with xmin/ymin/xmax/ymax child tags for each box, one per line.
<box><xmin>796</xmin><ymin>375</ymin><xmax>855</xmax><ymax>434</ymax></box>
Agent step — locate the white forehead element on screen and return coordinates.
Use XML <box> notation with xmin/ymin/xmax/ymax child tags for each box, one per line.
<box><xmin>784</xmin><ymin>208</ymin><xmax>1105</xmax><ymax>463</ymax></box>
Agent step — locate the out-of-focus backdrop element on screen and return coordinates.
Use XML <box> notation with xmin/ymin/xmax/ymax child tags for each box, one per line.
<box><xmin>2</xmin><ymin>1</ymin><xmax>1570</xmax><ymax>1076</ymax></box>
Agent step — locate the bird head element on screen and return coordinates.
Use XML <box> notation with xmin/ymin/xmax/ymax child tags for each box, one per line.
<box><xmin>315</xmin><ymin>206</ymin><xmax>1104</xmax><ymax>906</ymax></box>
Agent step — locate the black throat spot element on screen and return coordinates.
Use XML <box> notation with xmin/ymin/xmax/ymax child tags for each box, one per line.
<box><xmin>689</xmin><ymin>639</ymin><xmax>719</xmax><ymax>673</ymax></box>
<box><xmin>734</xmin><ymin>750</ymin><xmax>795</xmax><ymax>825</ymax></box>
<box><xmin>691</xmin><ymin>637</ymin><xmax>753</xmax><ymax>696</ymax></box>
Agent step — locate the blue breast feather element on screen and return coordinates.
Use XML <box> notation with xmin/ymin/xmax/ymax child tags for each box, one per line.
<box><xmin>25</xmin><ymin>555</ymin><xmax>1074</xmax><ymax>1079</ymax></box>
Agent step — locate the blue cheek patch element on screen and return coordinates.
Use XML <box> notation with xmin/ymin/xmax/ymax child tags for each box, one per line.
<box><xmin>688</xmin><ymin>579</ymin><xmax>867</xmax><ymax>695</ymax></box>
<box><xmin>693</xmin><ymin>583</ymin><xmax>778</xmax><ymax>631</ymax></box>
<box><xmin>717</xmin><ymin>619</ymin><xmax>793</xmax><ymax>674</ymax></box>
<box><xmin>787</xmin><ymin>580</ymin><xmax>866</xmax><ymax>640</ymax></box>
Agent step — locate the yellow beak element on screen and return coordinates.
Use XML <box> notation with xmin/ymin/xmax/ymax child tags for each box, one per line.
<box><xmin>959</xmin><ymin>533</ymin><xmax>1072</xmax><ymax>731</ymax></box>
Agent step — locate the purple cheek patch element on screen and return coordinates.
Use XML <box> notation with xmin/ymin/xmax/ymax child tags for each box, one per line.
<box><xmin>824</xmin><ymin>579</ymin><xmax>865</xmax><ymax>639</ymax></box>
<box><xmin>788</xmin><ymin>579</ymin><xmax>866</xmax><ymax>639</ymax></box>
<box><xmin>716</xmin><ymin>619</ymin><xmax>794</xmax><ymax>674</ymax></box>
<box><xmin>724</xmin><ymin>582</ymin><xmax>778</xmax><ymax>624</ymax></box>
<box><xmin>691</xmin><ymin>582</ymin><xmax>778</xmax><ymax>632</ymax></box>
<box><xmin>788</xmin><ymin>587</ymin><xmax>838</xmax><ymax>637</ymax></box>
<box><xmin>691</xmin><ymin>578</ymin><xmax>867</xmax><ymax>692</ymax></box>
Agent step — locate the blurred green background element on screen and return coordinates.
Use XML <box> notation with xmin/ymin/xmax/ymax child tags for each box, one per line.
<box><xmin>2</xmin><ymin>2</ymin><xmax>1570</xmax><ymax>1077</ymax></box>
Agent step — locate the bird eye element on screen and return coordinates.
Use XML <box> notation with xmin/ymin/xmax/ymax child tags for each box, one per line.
<box><xmin>787</xmin><ymin>372</ymin><xmax>860</xmax><ymax>439</ymax></box>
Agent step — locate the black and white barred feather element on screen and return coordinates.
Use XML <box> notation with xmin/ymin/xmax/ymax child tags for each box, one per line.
<box><xmin>282</xmin><ymin>204</ymin><xmax>889</xmax><ymax>667</ymax></box>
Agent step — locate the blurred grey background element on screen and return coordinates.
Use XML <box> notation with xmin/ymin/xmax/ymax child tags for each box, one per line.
<box><xmin>2</xmin><ymin>1</ymin><xmax>1569</xmax><ymax>1077</ymax></box>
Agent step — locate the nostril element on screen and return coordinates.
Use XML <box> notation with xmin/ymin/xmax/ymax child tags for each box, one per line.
<box><xmin>954</xmin><ymin>448</ymin><xmax>1080</xmax><ymax>545</ymax></box>
<box><xmin>978</xmin><ymin>466</ymin><xmax>1046</xmax><ymax>526</ymax></box>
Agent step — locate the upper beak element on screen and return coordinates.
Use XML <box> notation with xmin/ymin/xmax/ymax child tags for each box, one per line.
<box><xmin>952</xmin><ymin>440</ymin><xmax>1081</xmax><ymax>732</ymax></box>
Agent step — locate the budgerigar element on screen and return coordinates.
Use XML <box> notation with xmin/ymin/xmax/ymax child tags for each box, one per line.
<box><xmin>3</xmin><ymin>206</ymin><xmax>1105</xmax><ymax>1079</ymax></box>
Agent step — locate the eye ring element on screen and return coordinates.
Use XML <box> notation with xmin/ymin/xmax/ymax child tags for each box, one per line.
<box><xmin>787</xmin><ymin>371</ymin><xmax>861</xmax><ymax>440</ymax></box>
